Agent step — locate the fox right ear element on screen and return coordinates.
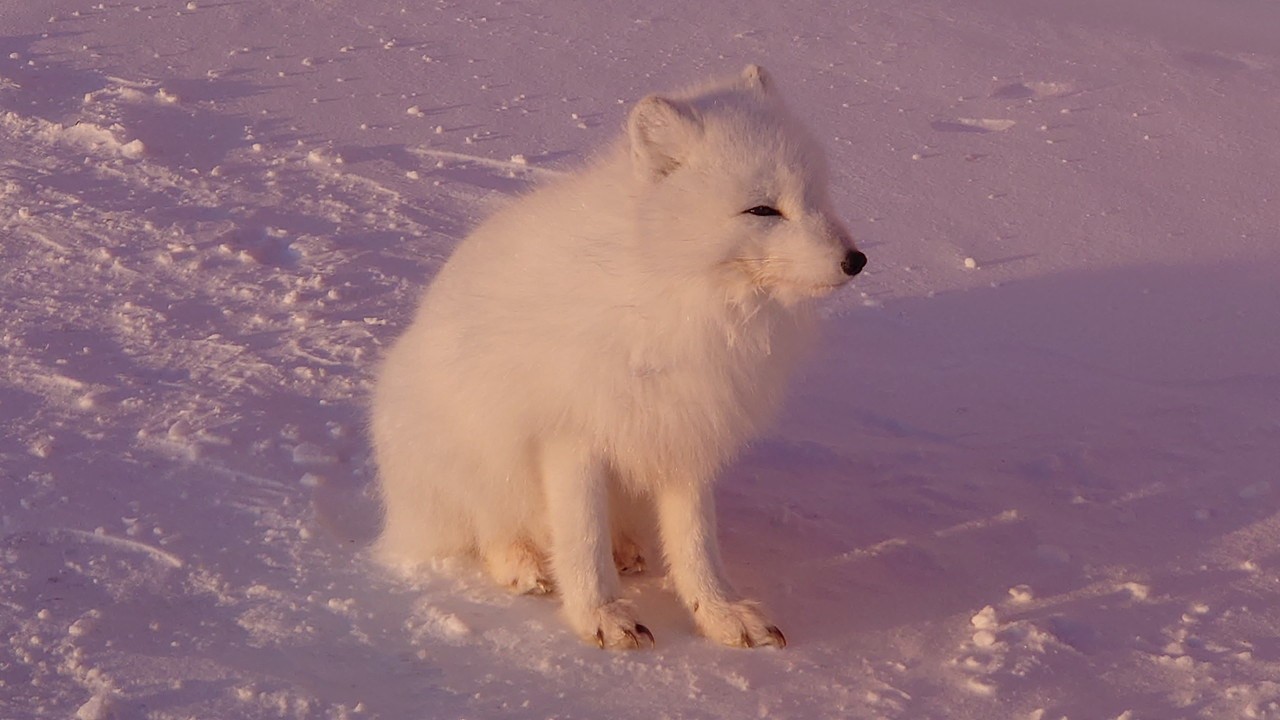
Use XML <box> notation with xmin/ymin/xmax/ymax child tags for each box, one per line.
<box><xmin>628</xmin><ymin>95</ymin><xmax>701</xmax><ymax>181</ymax></box>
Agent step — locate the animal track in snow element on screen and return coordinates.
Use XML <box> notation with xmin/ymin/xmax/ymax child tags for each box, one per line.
<box><xmin>932</xmin><ymin>80</ymin><xmax>1077</xmax><ymax>134</ymax></box>
<box><xmin>932</xmin><ymin>117</ymin><xmax>1017</xmax><ymax>133</ymax></box>
<box><xmin>991</xmin><ymin>81</ymin><xmax>1076</xmax><ymax>100</ymax></box>
<box><xmin>949</xmin><ymin>602</ymin><xmax>1101</xmax><ymax>704</ymax></box>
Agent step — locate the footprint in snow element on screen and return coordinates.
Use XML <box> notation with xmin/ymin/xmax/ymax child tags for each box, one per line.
<box><xmin>991</xmin><ymin>81</ymin><xmax>1076</xmax><ymax>100</ymax></box>
<box><xmin>931</xmin><ymin>118</ymin><xmax>1017</xmax><ymax>133</ymax></box>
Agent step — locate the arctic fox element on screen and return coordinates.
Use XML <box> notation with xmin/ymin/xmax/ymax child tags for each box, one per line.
<box><xmin>371</xmin><ymin>65</ymin><xmax>866</xmax><ymax>650</ymax></box>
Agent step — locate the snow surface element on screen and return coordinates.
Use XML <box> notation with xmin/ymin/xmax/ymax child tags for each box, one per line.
<box><xmin>2</xmin><ymin>1</ymin><xmax>1279</xmax><ymax>718</ymax></box>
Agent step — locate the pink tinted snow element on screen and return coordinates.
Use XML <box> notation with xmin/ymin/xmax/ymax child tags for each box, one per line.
<box><xmin>0</xmin><ymin>1</ymin><xmax>1278</xmax><ymax>719</ymax></box>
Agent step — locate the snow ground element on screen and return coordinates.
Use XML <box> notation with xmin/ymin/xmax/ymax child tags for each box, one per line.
<box><xmin>1</xmin><ymin>1</ymin><xmax>1279</xmax><ymax>718</ymax></box>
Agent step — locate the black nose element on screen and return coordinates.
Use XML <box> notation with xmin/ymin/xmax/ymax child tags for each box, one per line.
<box><xmin>841</xmin><ymin>250</ymin><xmax>867</xmax><ymax>277</ymax></box>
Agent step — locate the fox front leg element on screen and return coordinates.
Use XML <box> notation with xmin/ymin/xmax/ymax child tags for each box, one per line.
<box><xmin>541</xmin><ymin>440</ymin><xmax>654</xmax><ymax>650</ymax></box>
<box><xmin>656</xmin><ymin>480</ymin><xmax>785</xmax><ymax>648</ymax></box>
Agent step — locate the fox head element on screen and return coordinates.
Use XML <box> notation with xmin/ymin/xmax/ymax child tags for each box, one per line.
<box><xmin>626</xmin><ymin>65</ymin><xmax>865</xmax><ymax>307</ymax></box>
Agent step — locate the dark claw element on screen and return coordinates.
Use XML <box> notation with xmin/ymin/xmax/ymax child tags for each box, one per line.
<box><xmin>599</xmin><ymin>623</ymin><xmax>656</xmax><ymax>650</ymax></box>
<box><xmin>621</xmin><ymin>624</ymin><xmax>656</xmax><ymax>649</ymax></box>
<box><xmin>738</xmin><ymin>626</ymin><xmax>785</xmax><ymax>649</ymax></box>
<box><xmin>765</xmin><ymin>625</ymin><xmax>787</xmax><ymax>648</ymax></box>
<box><xmin>520</xmin><ymin>578</ymin><xmax>553</xmax><ymax>595</ymax></box>
<box><xmin>635</xmin><ymin>623</ymin><xmax>655</xmax><ymax>648</ymax></box>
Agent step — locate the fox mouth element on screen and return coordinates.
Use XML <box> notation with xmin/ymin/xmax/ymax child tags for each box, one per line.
<box><xmin>731</xmin><ymin>257</ymin><xmax>852</xmax><ymax>298</ymax></box>
<box><xmin>802</xmin><ymin>278</ymin><xmax>853</xmax><ymax>297</ymax></box>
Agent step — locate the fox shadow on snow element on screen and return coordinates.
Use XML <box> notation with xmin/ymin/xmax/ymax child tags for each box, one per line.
<box><xmin>703</xmin><ymin>258</ymin><xmax>1280</xmax><ymax>648</ymax></box>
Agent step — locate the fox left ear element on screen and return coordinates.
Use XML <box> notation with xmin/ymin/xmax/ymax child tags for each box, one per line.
<box><xmin>628</xmin><ymin>94</ymin><xmax>702</xmax><ymax>181</ymax></box>
<box><xmin>741</xmin><ymin>64</ymin><xmax>777</xmax><ymax>96</ymax></box>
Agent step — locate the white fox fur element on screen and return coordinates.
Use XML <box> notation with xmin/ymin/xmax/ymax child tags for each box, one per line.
<box><xmin>371</xmin><ymin>65</ymin><xmax>863</xmax><ymax>649</ymax></box>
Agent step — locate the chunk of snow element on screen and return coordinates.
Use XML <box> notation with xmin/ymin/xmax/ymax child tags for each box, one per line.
<box><xmin>437</xmin><ymin>613</ymin><xmax>470</xmax><ymax>639</ymax></box>
<box><xmin>1121</xmin><ymin>582</ymin><xmax>1150</xmax><ymax>601</ymax></box>
<box><xmin>120</xmin><ymin>139</ymin><xmax>146</xmax><ymax>159</ymax></box>
<box><xmin>75</xmin><ymin>692</ymin><xmax>115</xmax><ymax>720</ymax></box>
<box><xmin>28</xmin><ymin>437</ymin><xmax>54</xmax><ymax>458</ymax></box>
<box><xmin>292</xmin><ymin>442</ymin><xmax>337</xmax><ymax>465</ymax></box>
<box><xmin>327</xmin><ymin>597</ymin><xmax>356</xmax><ymax>614</ymax></box>
<box><xmin>971</xmin><ymin>606</ymin><xmax>999</xmax><ymax>629</ymax></box>
<box><xmin>966</xmin><ymin>678</ymin><xmax>997</xmax><ymax>697</ymax></box>
<box><xmin>167</xmin><ymin>420</ymin><xmax>192</xmax><ymax>439</ymax></box>
<box><xmin>68</xmin><ymin>617</ymin><xmax>96</xmax><ymax>637</ymax></box>
<box><xmin>1008</xmin><ymin>585</ymin><xmax>1034</xmax><ymax>604</ymax></box>
<box><xmin>956</xmin><ymin>118</ymin><xmax>1016</xmax><ymax>132</ymax></box>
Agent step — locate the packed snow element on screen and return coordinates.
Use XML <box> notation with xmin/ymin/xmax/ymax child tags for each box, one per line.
<box><xmin>2</xmin><ymin>1</ymin><xmax>1279</xmax><ymax>718</ymax></box>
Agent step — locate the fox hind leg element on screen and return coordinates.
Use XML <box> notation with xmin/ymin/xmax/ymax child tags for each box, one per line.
<box><xmin>609</xmin><ymin>481</ymin><xmax>653</xmax><ymax>576</ymax></box>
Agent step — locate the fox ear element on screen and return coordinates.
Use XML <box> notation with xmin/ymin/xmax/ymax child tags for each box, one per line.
<box><xmin>628</xmin><ymin>94</ymin><xmax>701</xmax><ymax>181</ymax></box>
<box><xmin>741</xmin><ymin>64</ymin><xmax>777</xmax><ymax>96</ymax></box>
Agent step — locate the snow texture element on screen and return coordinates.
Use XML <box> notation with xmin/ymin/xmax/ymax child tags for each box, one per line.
<box><xmin>1</xmin><ymin>1</ymin><xmax>1278</xmax><ymax>719</ymax></box>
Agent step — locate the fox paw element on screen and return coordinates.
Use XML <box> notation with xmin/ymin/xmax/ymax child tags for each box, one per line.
<box><xmin>484</xmin><ymin>541</ymin><xmax>553</xmax><ymax>595</ymax></box>
<box><xmin>694</xmin><ymin>599</ymin><xmax>786</xmax><ymax>649</ymax></box>
<box><xmin>574</xmin><ymin>599</ymin><xmax>655</xmax><ymax>650</ymax></box>
<box><xmin>612</xmin><ymin>536</ymin><xmax>647</xmax><ymax>575</ymax></box>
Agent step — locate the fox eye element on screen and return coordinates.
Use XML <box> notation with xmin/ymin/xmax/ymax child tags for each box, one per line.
<box><xmin>743</xmin><ymin>205</ymin><xmax>783</xmax><ymax>217</ymax></box>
